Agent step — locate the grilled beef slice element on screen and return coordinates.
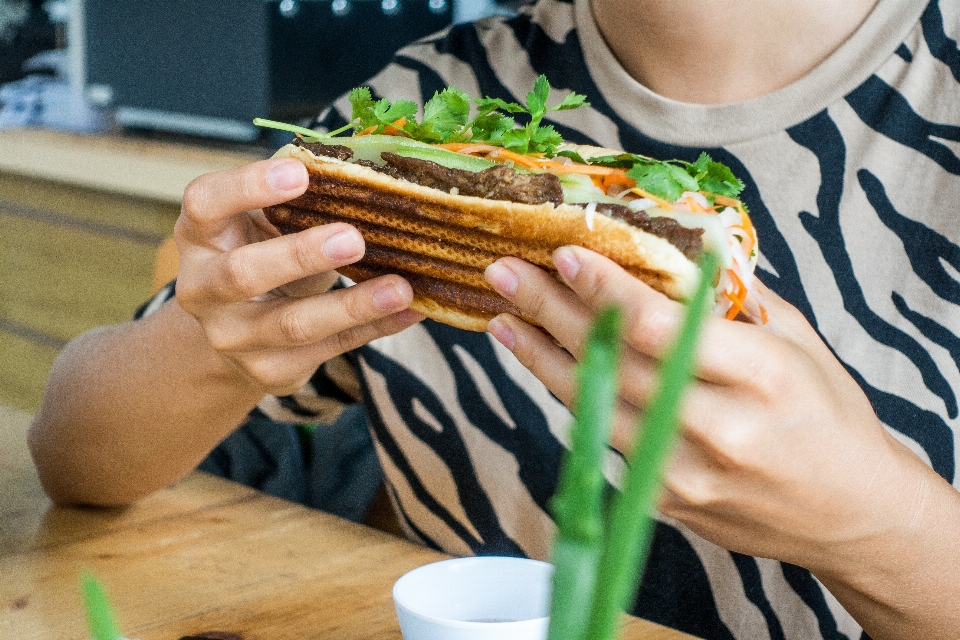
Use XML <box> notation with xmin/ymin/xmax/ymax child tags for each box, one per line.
<box><xmin>379</xmin><ymin>152</ymin><xmax>564</xmax><ymax>206</ymax></box>
<box><xmin>294</xmin><ymin>139</ymin><xmax>355</xmax><ymax>161</ymax></box>
<box><xmin>597</xmin><ymin>203</ymin><xmax>703</xmax><ymax>262</ymax></box>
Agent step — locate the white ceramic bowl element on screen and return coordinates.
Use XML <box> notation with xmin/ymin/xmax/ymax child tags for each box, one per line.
<box><xmin>393</xmin><ymin>556</ymin><xmax>553</xmax><ymax>640</ymax></box>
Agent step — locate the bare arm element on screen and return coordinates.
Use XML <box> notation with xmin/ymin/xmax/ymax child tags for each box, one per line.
<box><xmin>29</xmin><ymin>157</ymin><xmax>422</xmax><ymax>506</ymax></box>
<box><xmin>484</xmin><ymin>248</ymin><xmax>960</xmax><ymax>639</ymax></box>
<box><xmin>29</xmin><ymin>301</ymin><xmax>264</xmax><ymax>505</ymax></box>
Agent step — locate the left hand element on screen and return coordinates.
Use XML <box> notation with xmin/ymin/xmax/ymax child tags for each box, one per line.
<box><xmin>483</xmin><ymin>246</ymin><xmax>947</xmax><ymax>576</ymax></box>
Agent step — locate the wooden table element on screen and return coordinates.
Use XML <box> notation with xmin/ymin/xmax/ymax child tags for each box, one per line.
<box><xmin>0</xmin><ymin>406</ymin><xmax>696</xmax><ymax>639</ymax></box>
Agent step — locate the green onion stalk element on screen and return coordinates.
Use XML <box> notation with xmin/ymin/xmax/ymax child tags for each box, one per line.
<box><xmin>585</xmin><ymin>251</ymin><xmax>718</xmax><ymax>640</ymax></box>
<box><xmin>546</xmin><ymin>306</ymin><xmax>624</xmax><ymax>640</ymax></box>
<box><xmin>81</xmin><ymin>570</ymin><xmax>121</xmax><ymax>640</ymax></box>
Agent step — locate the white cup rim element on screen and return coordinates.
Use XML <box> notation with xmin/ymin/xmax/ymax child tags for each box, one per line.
<box><xmin>393</xmin><ymin>556</ymin><xmax>552</xmax><ymax>627</ymax></box>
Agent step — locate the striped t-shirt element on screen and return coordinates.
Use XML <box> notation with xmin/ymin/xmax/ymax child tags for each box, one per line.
<box><xmin>149</xmin><ymin>0</ymin><xmax>960</xmax><ymax>636</ymax></box>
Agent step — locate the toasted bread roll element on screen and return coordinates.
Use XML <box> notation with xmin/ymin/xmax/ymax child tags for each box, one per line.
<box><xmin>263</xmin><ymin>143</ymin><xmax>701</xmax><ymax>332</ymax></box>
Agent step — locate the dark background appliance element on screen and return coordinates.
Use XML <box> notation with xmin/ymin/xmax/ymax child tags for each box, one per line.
<box><xmin>84</xmin><ymin>0</ymin><xmax>453</xmax><ymax>143</ymax></box>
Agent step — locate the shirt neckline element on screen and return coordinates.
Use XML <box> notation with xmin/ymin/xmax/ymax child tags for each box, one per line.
<box><xmin>574</xmin><ymin>0</ymin><xmax>929</xmax><ymax>146</ymax></box>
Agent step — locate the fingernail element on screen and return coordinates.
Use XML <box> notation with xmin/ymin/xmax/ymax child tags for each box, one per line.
<box><xmin>373</xmin><ymin>283</ymin><xmax>407</xmax><ymax>311</ymax></box>
<box><xmin>323</xmin><ymin>230</ymin><xmax>363</xmax><ymax>261</ymax></box>
<box><xmin>554</xmin><ymin>247</ymin><xmax>581</xmax><ymax>282</ymax></box>
<box><xmin>487</xmin><ymin>316</ymin><xmax>516</xmax><ymax>350</ymax></box>
<box><xmin>485</xmin><ymin>262</ymin><xmax>519</xmax><ymax>298</ymax></box>
<box><xmin>267</xmin><ymin>160</ymin><xmax>306</xmax><ymax>191</ymax></box>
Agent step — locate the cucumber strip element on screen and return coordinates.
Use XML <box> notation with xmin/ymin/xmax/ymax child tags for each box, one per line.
<box><xmin>394</xmin><ymin>146</ymin><xmax>498</xmax><ymax>172</ymax></box>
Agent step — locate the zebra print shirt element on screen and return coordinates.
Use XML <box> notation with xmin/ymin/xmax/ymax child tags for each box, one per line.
<box><xmin>142</xmin><ymin>0</ymin><xmax>960</xmax><ymax>636</ymax></box>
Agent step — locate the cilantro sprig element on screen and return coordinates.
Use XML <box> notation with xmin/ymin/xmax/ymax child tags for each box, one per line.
<box><xmin>473</xmin><ymin>75</ymin><xmax>589</xmax><ymax>155</ymax></box>
<box><xmin>339</xmin><ymin>75</ymin><xmax>588</xmax><ymax>156</ymax></box>
<box><xmin>564</xmin><ymin>150</ymin><xmax>745</xmax><ymax>202</ymax></box>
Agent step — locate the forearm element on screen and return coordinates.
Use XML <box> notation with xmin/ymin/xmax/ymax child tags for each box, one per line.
<box><xmin>813</xmin><ymin>442</ymin><xmax>960</xmax><ymax>639</ymax></box>
<box><xmin>28</xmin><ymin>299</ymin><xmax>266</xmax><ymax>506</ymax></box>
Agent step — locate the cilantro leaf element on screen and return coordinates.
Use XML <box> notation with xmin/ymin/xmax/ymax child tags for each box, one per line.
<box><xmin>421</xmin><ymin>88</ymin><xmax>471</xmax><ymax>133</ymax></box>
<box><xmin>475</xmin><ymin>96</ymin><xmax>528</xmax><ymax>114</ymax></box>
<box><xmin>468</xmin><ymin>112</ymin><xmax>515</xmax><ymax>143</ymax></box>
<box><xmin>398</xmin><ymin>88</ymin><xmax>470</xmax><ymax>143</ymax></box>
<box><xmin>557</xmin><ymin>149</ymin><xmax>589</xmax><ymax>164</ymax></box>
<box><xmin>583</xmin><ymin>153</ymin><xmax>647</xmax><ymax>169</ymax></box>
<box><xmin>627</xmin><ymin>162</ymin><xmax>698</xmax><ymax>202</ymax></box>
<box><xmin>502</xmin><ymin>128</ymin><xmax>532</xmax><ymax>154</ymax></box>
<box><xmin>529</xmin><ymin>124</ymin><xmax>564</xmax><ymax>155</ymax></box>
<box><xmin>526</xmin><ymin>75</ymin><xmax>551</xmax><ymax>124</ymax></box>
<box><xmin>348</xmin><ymin>87</ymin><xmax>376</xmax><ymax>123</ymax></box>
<box><xmin>690</xmin><ymin>152</ymin><xmax>744</xmax><ymax>198</ymax></box>
<box><xmin>554</xmin><ymin>92</ymin><xmax>589</xmax><ymax>111</ymax></box>
<box><xmin>373</xmin><ymin>98</ymin><xmax>417</xmax><ymax>126</ymax></box>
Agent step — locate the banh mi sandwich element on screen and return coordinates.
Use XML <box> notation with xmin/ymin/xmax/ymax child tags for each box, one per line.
<box><xmin>256</xmin><ymin>76</ymin><xmax>765</xmax><ymax>332</ymax></box>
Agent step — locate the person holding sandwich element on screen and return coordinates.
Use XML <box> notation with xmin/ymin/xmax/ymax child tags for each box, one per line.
<box><xmin>28</xmin><ymin>0</ymin><xmax>960</xmax><ymax>638</ymax></box>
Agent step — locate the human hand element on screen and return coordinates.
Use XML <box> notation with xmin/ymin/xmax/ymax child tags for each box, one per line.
<box><xmin>483</xmin><ymin>247</ymin><xmax>947</xmax><ymax>575</ymax></box>
<box><xmin>173</xmin><ymin>157</ymin><xmax>423</xmax><ymax>396</ymax></box>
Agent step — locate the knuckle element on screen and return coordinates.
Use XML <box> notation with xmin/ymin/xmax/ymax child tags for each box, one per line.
<box><xmin>332</xmin><ymin>327</ymin><xmax>359</xmax><ymax>357</ymax></box>
<box><xmin>665</xmin><ymin>471</ymin><xmax>720</xmax><ymax>509</ymax></box>
<box><xmin>180</xmin><ymin>176</ymin><xmax>209</xmax><ymax>219</ymax></box>
<box><xmin>626</xmin><ymin>304</ymin><xmax>675</xmax><ymax>351</ymax></box>
<box><xmin>201</xmin><ymin>320</ymin><xmax>239</xmax><ymax>353</ymax></box>
<box><xmin>342</xmin><ymin>285</ymin><xmax>380</xmax><ymax>325</ymax></box>
<box><xmin>221</xmin><ymin>251</ymin><xmax>258</xmax><ymax>299</ymax></box>
<box><xmin>522</xmin><ymin>284</ymin><xmax>552</xmax><ymax>320</ymax></box>
<box><xmin>290</xmin><ymin>232</ymin><xmax>324</xmax><ymax>275</ymax></box>
<box><xmin>700</xmin><ymin>421</ymin><xmax>759</xmax><ymax>472</ymax></box>
<box><xmin>584</xmin><ymin>264</ymin><xmax>617</xmax><ymax>302</ymax></box>
<box><xmin>742</xmin><ymin>348</ymin><xmax>790</xmax><ymax>400</ymax></box>
<box><xmin>278</xmin><ymin>307</ymin><xmax>311</xmax><ymax>345</ymax></box>
<box><xmin>241</xmin><ymin>358</ymin><xmax>286</xmax><ymax>391</ymax></box>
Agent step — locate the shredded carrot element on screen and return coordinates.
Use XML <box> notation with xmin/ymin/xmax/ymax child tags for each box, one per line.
<box><xmin>437</xmin><ymin>143</ymin><xmax>545</xmax><ymax>169</ymax></box>
<box><xmin>548</xmin><ymin>163</ymin><xmax>629</xmax><ymax>176</ymax></box>
<box><xmin>599</xmin><ymin>172</ymin><xmax>636</xmax><ymax>190</ymax></box>
<box><xmin>682</xmin><ymin>195</ymin><xmax>708</xmax><ymax>213</ymax></box>
<box><xmin>355</xmin><ymin>125</ymin><xmax>378</xmax><ymax>136</ymax></box>
<box><xmin>440</xmin><ymin>144</ymin><xmax>546</xmax><ymax>169</ymax></box>
<box><xmin>382</xmin><ymin>117</ymin><xmax>409</xmax><ymax>136</ymax></box>
<box><xmin>714</xmin><ymin>195</ymin><xmax>743</xmax><ymax>208</ymax></box>
<box><xmin>437</xmin><ymin>142</ymin><xmax>636</xmax><ymax>178</ymax></box>
<box><xmin>437</xmin><ymin>142</ymin><xmax>495</xmax><ymax>153</ymax></box>
<box><xmin>724</xmin><ymin>269</ymin><xmax>749</xmax><ymax>320</ymax></box>
<box><xmin>630</xmin><ymin>186</ymin><xmax>674</xmax><ymax>211</ymax></box>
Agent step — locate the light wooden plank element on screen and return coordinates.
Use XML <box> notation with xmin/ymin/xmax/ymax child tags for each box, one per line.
<box><xmin>1</xmin><ymin>213</ymin><xmax>157</xmax><ymax>342</ymax></box>
<box><xmin>0</xmin><ymin>335</ymin><xmax>58</xmax><ymax>412</ymax></box>
<box><xmin>0</xmin><ymin>128</ymin><xmax>267</xmax><ymax>204</ymax></box>
<box><xmin>0</xmin><ymin>173</ymin><xmax>179</xmax><ymax>238</ymax></box>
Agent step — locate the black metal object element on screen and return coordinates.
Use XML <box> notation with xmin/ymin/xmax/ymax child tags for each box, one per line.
<box><xmin>84</xmin><ymin>0</ymin><xmax>451</xmax><ymax>141</ymax></box>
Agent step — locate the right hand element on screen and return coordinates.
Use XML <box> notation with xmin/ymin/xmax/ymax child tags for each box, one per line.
<box><xmin>174</xmin><ymin>157</ymin><xmax>423</xmax><ymax>396</ymax></box>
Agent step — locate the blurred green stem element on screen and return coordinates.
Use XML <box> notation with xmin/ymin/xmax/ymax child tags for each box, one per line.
<box><xmin>81</xmin><ymin>570</ymin><xmax>121</xmax><ymax>640</ymax></box>
<box><xmin>546</xmin><ymin>306</ymin><xmax>624</xmax><ymax>640</ymax></box>
<box><xmin>585</xmin><ymin>252</ymin><xmax>717</xmax><ymax>640</ymax></box>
